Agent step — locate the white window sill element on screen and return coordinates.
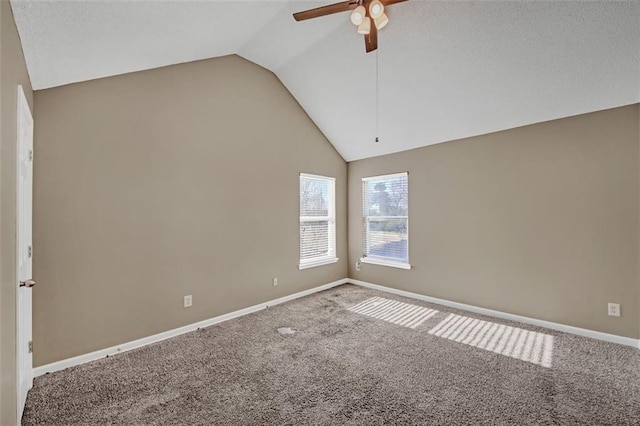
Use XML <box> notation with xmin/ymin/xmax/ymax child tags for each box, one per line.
<box><xmin>359</xmin><ymin>257</ymin><xmax>412</xmax><ymax>270</ymax></box>
<box><xmin>299</xmin><ymin>257</ymin><xmax>339</xmax><ymax>270</ymax></box>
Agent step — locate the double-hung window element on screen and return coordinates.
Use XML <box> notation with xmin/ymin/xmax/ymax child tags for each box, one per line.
<box><xmin>361</xmin><ymin>172</ymin><xmax>410</xmax><ymax>269</ymax></box>
<box><xmin>299</xmin><ymin>173</ymin><xmax>337</xmax><ymax>269</ymax></box>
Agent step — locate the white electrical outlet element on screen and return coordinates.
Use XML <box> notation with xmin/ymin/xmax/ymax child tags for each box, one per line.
<box><xmin>356</xmin><ymin>262</ymin><xmax>361</xmax><ymax>272</ymax></box>
<box><xmin>607</xmin><ymin>303</ymin><xmax>620</xmax><ymax>317</ymax></box>
<box><xmin>273</xmin><ymin>277</ymin><xmax>278</xmax><ymax>286</ymax></box>
<box><xmin>184</xmin><ymin>295</ymin><xmax>193</xmax><ymax>308</ymax></box>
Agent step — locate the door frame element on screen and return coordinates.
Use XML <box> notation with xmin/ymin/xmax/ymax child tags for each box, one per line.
<box><xmin>16</xmin><ymin>83</ymin><xmax>34</xmax><ymax>422</ymax></box>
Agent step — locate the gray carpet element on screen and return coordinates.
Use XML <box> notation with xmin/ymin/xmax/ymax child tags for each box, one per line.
<box><xmin>22</xmin><ymin>284</ymin><xmax>640</xmax><ymax>425</ymax></box>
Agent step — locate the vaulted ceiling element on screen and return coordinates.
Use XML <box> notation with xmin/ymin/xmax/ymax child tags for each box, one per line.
<box><xmin>11</xmin><ymin>0</ymin><xmax>640</xmax><ymax>161</ymax></box>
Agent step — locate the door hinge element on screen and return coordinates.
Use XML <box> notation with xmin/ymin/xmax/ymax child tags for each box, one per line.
<box><xmin>28</xmin><ymin>150</ymin><xmax>33</xmax><ymax>162</ymax></box>
<box><xmin>28</xmin><ymin>341</ymin><xmax>33</xmax><ymax>354</ymax></box>
<box><xmin>28</xmin><ymin>245</ymin><xmax>32</xmax><ymax>258</ymax></box>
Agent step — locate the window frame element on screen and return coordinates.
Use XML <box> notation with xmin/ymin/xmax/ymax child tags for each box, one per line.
<box><xmin>299</xmin><ymin>173</ymin><xmax>338</xmax><ymax>270</ymax></box>
<box><xmin>361</xmin><ymin>172</ymin><xmax>411</xmax><ymax>270</ymax></box>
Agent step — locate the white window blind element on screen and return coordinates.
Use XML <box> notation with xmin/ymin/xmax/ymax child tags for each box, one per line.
<box><xmin>362</xmin><ymin>172</ymin><xmax>409</xmax><ymax>268</ymax></box>
<box><xmin>300</xmin><ymin>174</ymin><xmax>337</xmax><ymax>269</ymax></box>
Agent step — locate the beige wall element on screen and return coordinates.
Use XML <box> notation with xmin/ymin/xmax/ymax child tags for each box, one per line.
<box><xmin>0</xmin><ymin>2</ymin><xmax>3</xmax><ymax>420</ymax></box>
<box><xmin>349</xmin><ymin>104</ymin><xmax>640</xmax><ymax>339</ymax></box>
<box><xmin>1</xmin><ymin>1</ymin><xmax>34</xmax><ymax>424</ymax></box>
<box><xmin>33</xmin><ymin>55</ymin><xmax>347</xmax><ymax>366</ymax></box>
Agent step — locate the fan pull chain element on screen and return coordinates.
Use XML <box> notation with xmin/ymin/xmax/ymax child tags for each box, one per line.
<box><xmin>375</xmin><ymin>48</ymin><xmax>379</xmax><ymax>143</ymax></box>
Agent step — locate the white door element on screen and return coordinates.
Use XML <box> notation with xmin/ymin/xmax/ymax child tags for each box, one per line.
<box><xmin>17</xmin><ymin>84</ymin><xmax>34</xmax><ymax>420</ymax></box>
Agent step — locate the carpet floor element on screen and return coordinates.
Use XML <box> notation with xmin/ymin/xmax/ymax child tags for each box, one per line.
<box><xmin>23</xmin><ymin>284</ymin><xmax>640</xmax><ymax>425</ymax></box>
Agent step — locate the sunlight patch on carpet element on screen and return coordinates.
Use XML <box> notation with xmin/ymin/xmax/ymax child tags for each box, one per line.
<box><xmin>428</xmin><ymin>313</ymin><xmax>554</xmax><ymax>368</ymax></box>
<box><xmin>348</xmin><ymin>297</ymin><xmax>439</xmax><ymax>329</ymax></box>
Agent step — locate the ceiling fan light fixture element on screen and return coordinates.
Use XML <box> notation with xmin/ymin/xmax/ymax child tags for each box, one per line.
<box><xmin>357</xmin><ymin>17</ymin><xmax>371</xmax><ymax>35</ymax></box>
<box><xmin>374</xmin><ymin>12</ymin><xmax>389</xmax><ymax>30</ymax></box>
<box><xmin>369</xmin><ymin>0</ymin><xmax>384</xmax><ymax>19</ymax></box>
<box><xmin>292</xmin><ymin>0</ymin><xmax>409</xmax><ymax>53</ymax></box>
<box><xmin>350</xmin><ymin>5</ymin><xmax>366</xmax><ymax>26</ymax></box>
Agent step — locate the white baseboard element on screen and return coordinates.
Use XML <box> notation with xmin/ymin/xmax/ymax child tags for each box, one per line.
<box><xmin>33</xmin><ymin>278</ymin><xmax>349</xmax><ymax>377</ymax></box>
<box><xmin>348</xmin><ymin>279</ymin><xmax>640</xmax><ymax>349</ymax></box>
<box><xmin>33</xmin><ymin>276</ymin><xmax>639</xmax><ymax>377</ymax></box>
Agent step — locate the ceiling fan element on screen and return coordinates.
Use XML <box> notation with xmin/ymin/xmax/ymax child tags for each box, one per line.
<box><xmin>293</xmin><ymin>0</ymin><xmax>408</xmax><ymax>53</ymax></box>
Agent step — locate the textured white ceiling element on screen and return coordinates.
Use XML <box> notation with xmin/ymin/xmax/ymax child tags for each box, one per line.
<box><xmin>11</xmin><ymin>0</ymin><xmax>640</xmax><ymax>161</ymax></box>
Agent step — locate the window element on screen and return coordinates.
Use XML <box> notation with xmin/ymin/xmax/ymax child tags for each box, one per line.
<box><xmin>361</xmin><ymin>172</ymin><xmax>410</xmax><ymax>269</ymax></box>
<box><xmin>299</xmin><ymin>173</ymin><xmax>337</xmax><ymax>269</ymax></box>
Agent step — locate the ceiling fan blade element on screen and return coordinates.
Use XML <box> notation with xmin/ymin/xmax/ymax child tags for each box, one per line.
<box><xmin>382</xmin><ymin>0</ymin><xmax>408</xmax><ymax>6</ymax></box>
<box><xmin>365</xmin><ymin>19</ymin><xmax>378</xmax><ymax>53</ymax></box>
<box><xmin>293</xmin><ymin>1</ymin><xmax>358</xmax><ymax>21</ymax></box>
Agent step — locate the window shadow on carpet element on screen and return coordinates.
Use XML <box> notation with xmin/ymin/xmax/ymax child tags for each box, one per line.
<box><xmin>428</xmin><ymin>313</ymin><xmax>554</xmax><ymax>368</ymax></box>
<box><xmin>349</xmin><ymin>297</ymin><xmax>554</xmax><ymax>368</ymax></box>
<box><xmin>348</xmin><ymin>297</ymin><xmax>439</xmax><ymax>329</ymax></box>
